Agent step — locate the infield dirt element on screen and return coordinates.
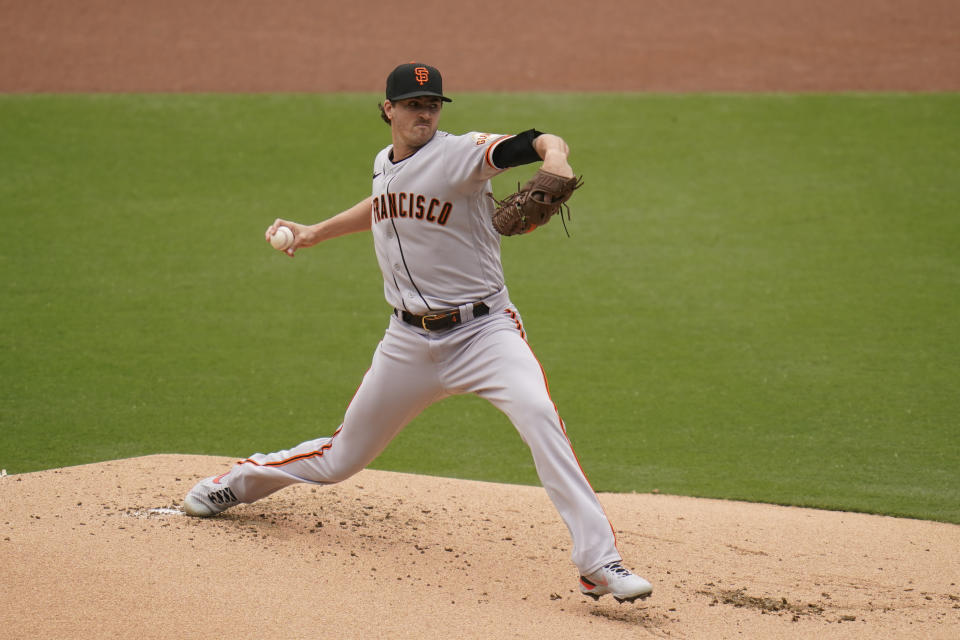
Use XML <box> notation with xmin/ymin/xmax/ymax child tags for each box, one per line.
<box><xmin>2</xmin><ymin>1</ymin><xmax>959</xmax><ymax>638</ymax></box>
<box><xmin>2</xmin><ymin>455</ymin><xmax>959</xmax><ymax>639</ymax></box>
<box><xmin>2</xmin><ymin>0</ymin><xmax>959</xmax><ymax>92</ymax></box>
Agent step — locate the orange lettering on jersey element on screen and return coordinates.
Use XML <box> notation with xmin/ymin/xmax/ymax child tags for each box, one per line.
<box><xmin>414</xmin><ymin>67</ymin><xmax>429</xmax><ymax>85</ymax></box>
<box><xmin>437</xmin><ymin>202</ymin><xmax>452</xmax><ymax>226</ymax></box>
<box><xmin>387</xmin><ymin>193</ymin><xmax>398</xmax><ymax>218</ymax></box>
<box><xmin>425</xmin><ymin>198</ymin><xmax>439</xmax><ymax>222</ymax></box>
<box><xmin>373</xmin><ymin>193</ymin><xmax>452</xmax><ymax>227</ymax></box>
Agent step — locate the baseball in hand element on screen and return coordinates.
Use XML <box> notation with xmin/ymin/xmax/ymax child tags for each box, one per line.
<box><xmin>269</xmin><ymin>226</ymin><xmax>294</xmax><ymax>251</ymax></box>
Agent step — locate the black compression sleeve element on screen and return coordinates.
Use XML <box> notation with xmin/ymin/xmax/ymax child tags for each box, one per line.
<box><xmin>491</xmin><ymin>129</ymin><xmax>544</xmax><ymax>168</ymax></box>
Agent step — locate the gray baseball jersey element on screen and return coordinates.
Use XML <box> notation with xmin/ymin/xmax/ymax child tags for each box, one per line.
<box><xmin>371</xmin><ymin>130</ymin><xmax>511</xmax><ymax>314</ymax></box>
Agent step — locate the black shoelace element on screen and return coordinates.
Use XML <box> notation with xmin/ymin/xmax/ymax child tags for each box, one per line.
<box><xmin>603</xmin><ymin>561</ymin><xmax>631</xmax><ymax>576</ymax></box>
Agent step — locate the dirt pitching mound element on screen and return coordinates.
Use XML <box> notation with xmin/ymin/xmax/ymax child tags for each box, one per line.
<box><xmin>1</xmin><ymin>455</ymin><xmax>957</xmax><ymax>639</ymax></box>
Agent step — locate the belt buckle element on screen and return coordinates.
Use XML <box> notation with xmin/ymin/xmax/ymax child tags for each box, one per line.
<box><xmin>421</xmin><ymin>313</ymin><xmax>445</xmax><ymax>331</ymax></box>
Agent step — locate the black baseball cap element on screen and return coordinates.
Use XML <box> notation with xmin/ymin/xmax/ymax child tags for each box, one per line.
<box><xmin>385</xmin><ymin>62</ymin><xmax>452</xmax><ymax>103</ymax></box>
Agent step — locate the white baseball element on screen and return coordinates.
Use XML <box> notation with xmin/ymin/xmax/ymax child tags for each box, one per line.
<box><xmin>270</xmin><ymin>226</ymin><xmax>294</xmax><ymax>251</ymax></box>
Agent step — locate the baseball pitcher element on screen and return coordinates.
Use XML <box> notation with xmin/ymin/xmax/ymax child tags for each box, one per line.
<box><xmin>183</xmin><ymin>62</ymin><xmax>652</xmax><ymax>603</ymax></box>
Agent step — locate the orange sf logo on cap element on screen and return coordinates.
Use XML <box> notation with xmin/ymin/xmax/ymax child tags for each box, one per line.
<box><xmin>414</xmin><ymin>67</ymin><xmax>429</xmax><ymax>85</ymax></box>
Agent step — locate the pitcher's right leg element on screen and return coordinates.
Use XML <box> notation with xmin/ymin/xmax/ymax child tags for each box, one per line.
<box><xmin>184</xmin><ymin>318</ymin><xmax>444</xmax><ymax>516</ymax></box>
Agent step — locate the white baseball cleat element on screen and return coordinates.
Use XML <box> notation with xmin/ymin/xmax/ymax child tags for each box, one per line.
<box><xmin>182</xmin><ymin>474</ymin><xmax>240</xmax><ymax>517</ymax></box>
<box><xmin>579</xmin><ymin>561</ymin><xmax>653</xmax><ymax>603</ymax></box>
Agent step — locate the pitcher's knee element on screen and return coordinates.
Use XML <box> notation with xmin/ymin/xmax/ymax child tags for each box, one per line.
<box><xmin>510</xmin><ymin>397</ymin><xmax>565</xmax><ymax>435</ymax></box>
<box><xmin>317</xmin><ymin>450</ymin><xmax>375</xmax><ymax>484</ymax></box>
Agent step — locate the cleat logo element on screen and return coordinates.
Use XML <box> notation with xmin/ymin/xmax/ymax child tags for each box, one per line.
<box><xmin>207</xmin><ymin>487</ymin><xmax>238</xmax><ymax>505</ymax></box>
<box><xmin>414</xmin><ymin>67</ymin><xmax>429</xmax><ymax>85</ymax></box>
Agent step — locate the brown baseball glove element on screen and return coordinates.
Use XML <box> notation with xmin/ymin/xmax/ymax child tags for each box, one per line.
<box><xmin>491</xmin><ymin>169</ymin><xmax>583</xmax><ymax>236</ymax></box>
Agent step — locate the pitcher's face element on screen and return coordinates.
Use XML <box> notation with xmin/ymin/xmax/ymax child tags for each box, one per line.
<box><xmin>385</xmin><ymin>96</ymin><xmax>443</xmax><ymax>157</ymax></box>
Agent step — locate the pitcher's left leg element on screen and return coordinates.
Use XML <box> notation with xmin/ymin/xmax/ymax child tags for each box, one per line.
<box><xmin>451</xmin><ymin>314</ymin><xmax>620</xmax><ymax>575</ymax></box>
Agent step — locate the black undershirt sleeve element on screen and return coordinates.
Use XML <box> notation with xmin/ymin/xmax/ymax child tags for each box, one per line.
<box><xmin>491</xmin><ymin>128</ymin><xmax>544</xmax><ymax>169</ymax></box>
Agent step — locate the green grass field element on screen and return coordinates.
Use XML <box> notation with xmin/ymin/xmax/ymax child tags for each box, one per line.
<box><xmin>1</xmin><ymin>93</ymin><xmax>957</xmax><ymax>523</ymax></box>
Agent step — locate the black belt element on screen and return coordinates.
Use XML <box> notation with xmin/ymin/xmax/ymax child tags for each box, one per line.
<box><xmin>397</xmin><ymin>302</ymin><xmax>489</xmax><ymax>331</ymax></box>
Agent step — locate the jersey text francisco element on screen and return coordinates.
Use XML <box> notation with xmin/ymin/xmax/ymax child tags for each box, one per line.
<box><xmin>372</xmin><ymin>192</ymin><xmax>453</xmax><ymax>226</ymax></box>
